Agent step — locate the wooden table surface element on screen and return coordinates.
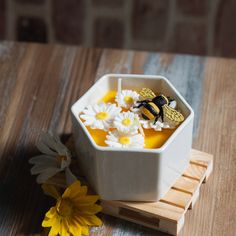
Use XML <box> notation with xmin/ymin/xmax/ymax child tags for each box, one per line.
<box><xmin>0</xmin><ymin>42</ymin><xmax>235</xmax><ymax>236</ymax></box>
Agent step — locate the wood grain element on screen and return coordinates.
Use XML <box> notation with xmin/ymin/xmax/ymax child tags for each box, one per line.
<box><xmin>0</xmin><ymin>42</ymin><xmax>235</xmax><ymax>236</ymax></box>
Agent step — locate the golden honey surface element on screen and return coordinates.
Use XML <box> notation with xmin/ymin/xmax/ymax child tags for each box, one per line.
<box><xmin>84</xmin><ymin>90</ymin><xmax>176</xmax><ymax>149</ymax></box>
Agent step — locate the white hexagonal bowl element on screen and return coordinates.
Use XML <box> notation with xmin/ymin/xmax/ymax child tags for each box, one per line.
<box><xmin>71</xmin><ymin>74</ymin><xmax>194</xmax><ymax>201</ymax></box>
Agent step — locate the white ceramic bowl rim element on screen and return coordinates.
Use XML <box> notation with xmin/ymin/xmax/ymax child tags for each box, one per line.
<box><xmin>71</xmin><ymin>74</ymin><xmax>194</xmax><ymax>154</ymax></box>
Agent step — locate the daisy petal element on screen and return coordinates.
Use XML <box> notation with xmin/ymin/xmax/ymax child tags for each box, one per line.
<box><xmin>65</xmin><ymin>167</ymin><xmax>77</xmax><ymax>186</ymax></box>
<box><xmin>41</xmin><ymin>133</ymin><xmax>58</xmax><ymax>150</ymax></box>
<box><xmin>115</xmin><ymin>90</ymin><xmax>140</xmax><ymax>109</ymax></box>
<box><xmin>36</xmin><ymin>167</ymin><xmax>60</xmax><ymax>183</ymax></box>
<box><xmin>36</xmin><ymin>141</ymin><xmax>57</xmax><ymax>156</ymax></box>
<box><xmin>52</xmin><ymin>134</ymin><xmax>69</xmax><ymax>153</ymax></box>
<box><xmin>80</xmin><ymin>103</ymin><xmax>121</xmax><ymax>130</ymax></box>
<box><xmin>47</xmin><ymin>173</ymin><xmax>67</xmax><ymax>188</ymax></box>
<box><xmin>60</xmin><ymin>158</ymin><xmax>71</xmax><ymax>170</ymax></box>
<box><xmin>30</xmin><ymin>162</ymin><xmax>60</xmax><ymax>175</ymax></box>
<box><xmin>29</xmin><ymin>155</ymin><xmax>58</xmax><ymax>166</ymax></box>
<box><xmin>114</xmin><ymin>111</ymin><xmax>140</xmax><ymax>134</ymax></box>
<box><xmin>106</xmin><ymin>131</ymin><xmax>144</xmax><ymax>148</ymax></box>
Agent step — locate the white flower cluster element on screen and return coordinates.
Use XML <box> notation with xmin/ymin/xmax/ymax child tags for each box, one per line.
<box><xmin>80</xmin><ymin>103</ymin><xmax>144</xmax><ymax>148</ymax></box>
<box><xmin>80</xmin><ymin>89</ymin><xmax>179</xmax><ymax>149</ymax></box>
<box><xmin>80</xmin><ymin>90</ymin><xmax>144</xmax><ymax>148</ymax></box>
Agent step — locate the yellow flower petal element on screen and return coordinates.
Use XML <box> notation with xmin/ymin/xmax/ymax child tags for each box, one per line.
<box><xmin>73</xmin><ymin>195</ymin><xmax>100</xmax><ymax>206</ymax></box>
<box><xmin>45</xmin><ymin>207</ymin><xmax>56</xmax><ymax>219</ymax></box>
<box><xmin>75</xmin><ymin>214</ymin><xmax>102</xmax><ymax>226</ymax></box>
<box><xmin>76</xmin><ymin>204</ymin><xmax>102</xmax><ymax>215</ymax></box>
<box><xmin>69</xmin><ymin>219</ymin><xmax>82</xmax><ymax>236</ymax></box>
<box><xmin>42</xmin><ymin>184</ymin><xmax>60</xmax><ymax>199</ymax></box>
<box><xmin>60</xmin><ymin>220</ymin><xmax>70</xmax><ymax>236</ymax></box>
<box><xmin>41</xmin><ymin>180</ymin><xmax>103</xmax><ymax>235</ymax></box>
<box><xmin>62</xmin><ymin>181</ymin><xmax>88</xmax><ymax>199</ymax></box>
<box><xmin>42</xmin><ymin>213</ymin><xmax>58</xmax><ymax>228</ymax></box>
<box><xmin>71</xmin><ymin>215</ymin><xmax>86</xmax><ymax>227</ymax></box>
<box><xmin>48</xmin><ymin>223</ymin><xmax>60</xmax><ymax>236</ymax></box>
<box><xmin>48</xmin><ymin>229</ymin><xmax>57</xmax><ymax>236</ymax></box>
<box><xmin>42</xmin><ymin>219</ymin><xmax>51</xmax><ymax>228</ymax></box>
<box><xmin>65</xmin><ymin>186</ymin><xmax>88</xmax><ymax>201</ymax></box>
<box><xmin>81</xmin><ymin>225</ymin><xmax>89</xmax><ymax>236</ymax></box>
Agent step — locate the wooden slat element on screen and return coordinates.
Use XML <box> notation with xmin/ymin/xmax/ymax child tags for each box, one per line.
<box><xmin>101</xmin><ymin>201</ymin><xmax>184</xmax><ymax>235</ymax></box>
<box><xmin>189</xmin><ymin>189</ymin><xmax>200</xmax><ymax>209</ymax></box>
<box><xmin>172</xmin><ymin>176</ymin><xmax>199</xmax><ymax>195</ymax></box>
<box><xmin>102</xmin><ymin>200</ymin><xmax>185</xmax><ymax>222</ymax></box>
<box><xmin>183</xmin><ymin>163</ymin><xmax>206</xmax><ymax>181</ymax></box>
<box><xmin>190</xmin><ymin>149</ymin><xmax>213</xmax><ymax>167</ymax></box>
<box><xmin>160</xmin><ymin>189</ymin><xmax>192</xmax><ymax>210</ymax></box>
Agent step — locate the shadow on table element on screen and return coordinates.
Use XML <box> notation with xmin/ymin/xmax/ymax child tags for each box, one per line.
<box><xmin>0</xmin><ymin>134</ymin><xmax>170</xmax><ymax>236</ymax></box>
<box><xmin>0</xmin><ymin>143</ymin><xmax>54</xmax><ymax>235</ymax></box>
<box><xmin>93</xmin><ymin>214</ymin><xmax>170</xmax><ymax>236</ymax></box>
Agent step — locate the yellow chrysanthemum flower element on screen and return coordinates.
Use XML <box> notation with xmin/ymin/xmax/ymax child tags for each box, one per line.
<box><xmin>42</xmin><ymin>180</ymin><xmax>102</xmax><ymax>236</ymax></box>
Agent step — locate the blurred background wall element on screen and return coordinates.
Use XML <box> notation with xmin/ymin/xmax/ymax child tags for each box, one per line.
<box><xmin>0</xmin><ymin>0</ymin><xmax>235</xmax><ymax>57</ymax></box>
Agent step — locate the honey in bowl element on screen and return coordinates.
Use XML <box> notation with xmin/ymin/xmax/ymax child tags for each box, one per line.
<box><xmin>81</xmin><ymin>90</ymin><xmax>177</xmax><ymax>149</ymax></box>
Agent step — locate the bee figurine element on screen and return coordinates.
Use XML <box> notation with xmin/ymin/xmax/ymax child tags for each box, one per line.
<box><xmin>134</xmin><ymin>88</ymin><xmax>184</xmax><ymax>125</ymax></box>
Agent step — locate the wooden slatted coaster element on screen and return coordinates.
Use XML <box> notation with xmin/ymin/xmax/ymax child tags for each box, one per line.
<box><xmin>101</xmin><ymin>149</ymin><xmax>213</xmax><ymax>235</ymax></box>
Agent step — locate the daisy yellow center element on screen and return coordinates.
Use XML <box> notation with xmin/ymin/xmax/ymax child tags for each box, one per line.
<box><xmin>56</xmin><ymin>198</ymin><xmax>74</xmax><ymax>217</ymax></box>
<box><xmin>57</xmin><ymin>155</ymin><xmax>67</xmax><ymax>163</ymax></box>
<box><xmin>124</xmin><ymin>96</ymin><xmax>134</xmax><ymax>104</ymax></box>
<box><xmin>96</xmin><ymin>112</ymin><xmax>109</xmax><ymax>120</ymax></box>
<box><xmin>119</xmin><ymin>136</ymin><xmax>131</xmax><ymax>145</ymax></box>
<box><xmin>122</xmin><ymin>118</ymin><xmax>132</xmax><ymax>126</ymax></box>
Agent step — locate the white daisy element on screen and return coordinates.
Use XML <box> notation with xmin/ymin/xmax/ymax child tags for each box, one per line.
<box><xmin>140</xmin><ymin>117</ymin><xmax>176</xmax><ymax>131</ymax></box>
<box><xmin>140</xmin><ymin>119</ymin><xmax>164</xmax><ymax>131</ymax></box>
<box><xmin>80</xmin><ymin>103</ymin><xmax>121</xmax><ymax>131</ymax></box>
<box><xmin>115</xmin><ymin>90</ymin><xmax>140</xmax><ymax>109</ymax></box>
<box><xmin>114</xmin><ymin>111</ymin><xmax>140</xmax><ymax>134</ymax></box>
<box><xmin>105</xmin><ymin>131</ymin><xmax>144</xmax><ymax>148</ymax></box>
<box><xmin>29</xmin><ymin>132</ymin><xmax>77</xmax><ymax>185</ymax></box>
